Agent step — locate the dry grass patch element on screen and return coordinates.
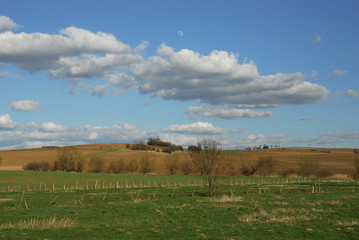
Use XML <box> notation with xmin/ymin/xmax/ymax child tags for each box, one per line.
<box><xmin>197</xmin><ymin>195</ymin><xmax>243</xmax><ymax>203</ymax></box>
<box><xmin>335</xmin><ymin>220</ymin><xmax>359</xmax><ymax>226</ymax></box>
<box><xmin>238</xmin><ymin>208</ymin><xmax>318</xmax><ymax>223</ymax></box>
<box><xmin>0</xmin><ymin>217</ymin><xmax>75</xmax><ymax>229</ymax></box>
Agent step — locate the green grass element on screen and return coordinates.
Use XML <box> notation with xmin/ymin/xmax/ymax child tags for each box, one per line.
<box><xmin>0</xmin><ymin>171</ymin><xmax>358</xmax><ymax>239</ymax></box>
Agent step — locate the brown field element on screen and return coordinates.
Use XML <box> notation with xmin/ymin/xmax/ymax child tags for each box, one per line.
<box><xmin>0</xmin><ymin>144</ymin><xmax>357</xmax><ymax>177</ymax></box>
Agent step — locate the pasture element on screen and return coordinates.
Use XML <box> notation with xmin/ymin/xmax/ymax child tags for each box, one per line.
<box><xmin>0</xmin><ymin>171</ymin><xmax>358</xmax><ymax>239</ymax></box>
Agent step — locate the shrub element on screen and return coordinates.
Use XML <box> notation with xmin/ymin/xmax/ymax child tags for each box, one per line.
<box><xmin>240</xmin><ymin>157</ymin><xmax>260</xmax><ymax>176</ymax></box>
<box><xmin>130</xmin><ymin>141</ymin><xmax>148</xmax><ymax>151</ymax></box>
<box><xmin>181</xmin><ymin>159</ymin><xmax>192</xmax><ymax>175</ymax></box>
<box><xmin>297</xmin><ymin>157</ymin><xmax>319</xmax><ymax>178</ymax></box>
<box><xmin>126</xmin><ymin>159</ymin><xmax>139</xmax><ymax>173</ymax></box>
<box><xmin>24</xmin><ymin>162</ymin><xmax>41</xmax><ymax>171</ymax></box>
<box><xmin>88</xmin><ymin>156</ymin><xmax>105</xmax><ymax>173</ymax></box>
<box><xmin>54</xmin><ymin>148</ymin><xmax>82</xmax><ymax>172</ymax></box>
<box><xmin>256</xmin><ymin>157</ymin><xmax>276</xmax><ymax>176</ymax></box>
<box><xmin>23</xmin><ymin>161</ymin><xmax>51</xmax><ymax>171</ymax></box>
<box><xmin>108</xmin><ymin>159</ymin><xmax>125</xmax><ymax>173</ymax></box>
<box><xmin>162</xmin><ymin>148</ymin><xmax>172</xmax><ymax>154</ymax></box>
<box><xmin>164</xmin><ymin>154</ymin><xmax>179</xmax><ymax>175</ymax></box>
<box><xmin>351</xmin><ymin>158</ymin><xmax>359</xmax><ymax>180</ymax></box>
<box><xmin>140</xmin><ymin>156</ymin><xmax>154</xmax><ymax>174</ymax></box>
<box><xmin>315</xmin><ymin>169</ymin><xmax>333</xmax><ymax>178</ymax></box>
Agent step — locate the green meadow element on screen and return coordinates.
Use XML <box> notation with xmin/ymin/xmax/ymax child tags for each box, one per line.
<box><xmin>0</xmin><ymin>171</ymin><xmax>358</xmax><ymax>239</ymax></box>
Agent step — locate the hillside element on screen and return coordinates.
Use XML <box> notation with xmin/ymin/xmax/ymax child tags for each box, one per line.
<box><xmin>0</xmin><ymin>144</ymin><xmax>357</xmax><ymax>176</ymax></box>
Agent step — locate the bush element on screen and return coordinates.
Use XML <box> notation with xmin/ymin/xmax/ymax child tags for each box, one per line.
<box><xmin>181</xmin><ymin>159</ymin><xmax>192</xmax><ymax>175</ymax></box>
<box><xmin>315</xmin><ymin>169</ymin><xmax>333</xmax><ymax>178</ymax></box>
<box><xmin>126</xmin><ymin>159</ymin><xmax>139</xmax><ymax>173</ymax></box>
<box><xmin>297</xmin><ymin>157</ymin><xmax>319</xmax><ymax>177</ymax></box>
<box><xmin>240</xmin><ymin>157</ymin><xmax>260</xmax><ymax>176</ymax></box>
<box><xmin>54</xmin><ymin>148</ymin><xmax>82</xmax><ymax>172</ymax></box>
<box><xmin>140</xmin><ymin>156</ymin><xmax>154</xmax><ymax>174</ymax></box>
<box><xmin>23</xmin><ymin>161</ymin><xmax>51</xmax><ymax>171</ymax></box>
<box><xmin>164</xmin><ymin>154</ymin><xmax>179</xmax><ymax>175</ymax></box>
<box><xmin>130</xmin><ymin>141</ymin><xmax>148</xmax><ymax>151</ymax></box>
<box><xmin>256</xmin><ymin>157</ymin><xmax>275</xmax><ymax>176</ymax></box>
<box><xmin>88</xmin><ymin>156</ymin><xmax>105</xmax><ymax>173</ymax></box>
<box><xmin>351</xmin><ymin>158</ymin><xmax>359</xmax><ymax>180</ymax></box>
<box><xmin>162</xmin><ymin>148</ymin><xmax>172</xmax><ymax>154</ymax></box>
<box><xmin>108</xmin><ymin>159</ymin><xmax>125</xmax><ymax>173</ymax></box>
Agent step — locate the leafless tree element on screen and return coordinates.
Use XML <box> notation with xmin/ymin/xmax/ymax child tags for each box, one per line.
<box><xmin>189</xmin><ymin>139</ymin><xmax>232</xmax><ymax>196</ymax></box>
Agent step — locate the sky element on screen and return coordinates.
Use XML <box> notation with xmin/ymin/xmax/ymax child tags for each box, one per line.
<box><xmin>0</xmin><ymin>0</ymin><xmax>358</xmax><ymax>150</ymax></box>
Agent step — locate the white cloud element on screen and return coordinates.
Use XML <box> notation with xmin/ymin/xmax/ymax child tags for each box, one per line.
<box><xmin>10</xmin><ymin>100</ymin><xmax>40</xmax><ymax>112</ymax></box>
<box><xmin>134</xmin><ymin>40</ymin><xmax>149</xmax><ymax>53</ymax></box>
<box><xmin>0</xmin><ymin>16</ymin><xmax>330</xmax><ymax>109</ymax></box>
<box><xmin>0</xmin><ymin>114</ymin><xmax>17</xmax><ymax>130</ymax></box>
<box><xmin>186</xmin><ymin>106</ymin><xmax>273</xmax><ymax>119</ymax></box>
<box><xmin>164</xmin><ymin>121</ymin><xmax>243</xmax><ymax>135</ymax></box>
<box><xmin>19</xmin><ymin>122</ymin><xmax>67</xmax><ymax>132</ymax></box>
<box><xmin>1</xmin><ymin>121</ymin><xmax>159</xmax><ymax>150</ymax></box>
<box><xmin>237</xmin><ymin>134</ymin><xmax>286</xmax><ymax>148</ymax></box>
<box><xmin>90</xmin><ymin>85</ymin><xmax>109</xmax><ymax>97</ymax></box>
<box><xmin>345</xmin><ymin>89</ymin><xmax>359</xmax><ymax>98</ymax></box>
<box><xmin>0</xmin><ymin>16</ymin><xmax>20</xmax><ymax>33</ymax></box>
<box><xmin>177</xmin><ymin>30</ymin><xmax>184</xmax><ymax>37</ymax></box>
<box><xmin>297</xmin><ymin>132</ymin><xmax>359</xmax><ymax>146</ymax></box>
<box><xmin>0</xmin><ymin>20</ymin><xmax>132</xmax><ymax>71</ymax></box>
<box><xmin>41</xmin><ymin>122</ymin><xmax>68</xmax><ymax>132</ymax></box>
<box><xmin>328</xmin><ymin>69</ymin><xmax>347</xmax><ymax>81</ymax></box>
<box><xmin>130</xmin><ymin>43</ymin><xmax>329</xmax><ymax>107</ymax></box>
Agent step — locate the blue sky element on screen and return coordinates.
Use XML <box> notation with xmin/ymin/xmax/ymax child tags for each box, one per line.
<box><xmin>0</xmin><ymin>0</ymin><xmax>358</xmax><ymax>150</ymax></box>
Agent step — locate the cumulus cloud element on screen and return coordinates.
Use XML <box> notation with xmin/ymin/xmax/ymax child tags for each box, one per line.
<box><xmin>164</xmin><ymin>121</ymin><xmax>243</xmax><ymax>135</ymax></box>
<box><xmin>186</xmin><ymin>106</ymin><xmax>273</xmax><ymax>119</ymax></box>
<box><xmin>328</xmin><ymin>69</ymin><xmax>347</xmax><ymax>81</ymax></box>
<box><xmin>129</xmin><ymin>43</ymin><xmax>329</xmax><ymax>107</ymax></box>
<box><xmin>0</xmin><ymin>16</ymin><xmax>20</xmax><ymax>33</ymax></box>
<box><xmin>10</xmin><ymin>100</ymin><xmax>40</xmax><ymax>112</ymax></box>
<box><xmin>0</xmin><ymin>16</ymin><xmax>330</xmax><ymax>109</ymax></box>
<box><xmin>0</xmin><ymin>21</ymin><xmax>132</xmax><ymax>71</ymax></box>
<box><xmin>345</xmin><ymin>89</ymin><xmax>359</xmax><ymax>98</ymax></box>
<box><xmin>0</xmin><ymin>114</ymin><xmax>17</xmax><ymax>130</ymax></box>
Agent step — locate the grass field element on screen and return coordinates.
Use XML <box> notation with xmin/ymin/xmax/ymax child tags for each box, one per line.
<box><xmin>0</xmin><ymin>171</ymin><xmax>358</xmax><ymax>239</ymax></box>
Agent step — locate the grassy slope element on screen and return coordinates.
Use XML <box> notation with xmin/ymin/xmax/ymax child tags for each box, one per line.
<box><xmin>0</xmin><ymin>144</ymin><xmax>357</xmax><ymax>174</ymax></box>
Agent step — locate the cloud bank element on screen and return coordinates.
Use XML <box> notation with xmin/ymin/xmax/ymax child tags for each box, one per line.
<box><xmin>164</xmin><ymin>121</ymin><xmax>243</xmax><ymax>135</ymax></box>
<box><xmin>0</xmin><ymin>16</ymin><xmax>330</xmax><ymax>110</ymax></box>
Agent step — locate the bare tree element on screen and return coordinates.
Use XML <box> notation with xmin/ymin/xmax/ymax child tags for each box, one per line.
<box><xmin>164</xmin><ymin>154</ymin><xmax>180</xmax><ymax>175</ymax></box>
<box><xmin>54</xmin><ymin>148</ymin><xmax>82</xmax><ymax>172</ymax></box>
<box><xmin>189</xmin><ymin>139</ymin><xmax>231</xmax><ymax>196</ymax></box>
